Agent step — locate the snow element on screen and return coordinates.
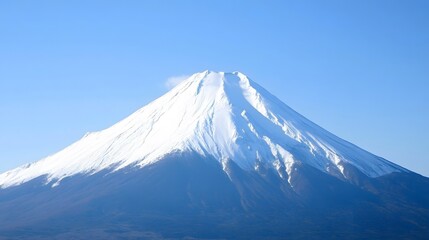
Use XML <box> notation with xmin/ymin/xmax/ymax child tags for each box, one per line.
<box><xmin>0</xmin><ymin>70</ymin><xmax>407</xmax><ymax>188</ymax></box>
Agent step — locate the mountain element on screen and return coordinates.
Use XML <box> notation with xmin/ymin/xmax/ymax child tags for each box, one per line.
<box><xmin>0</xmin><ymin>71</ymin><xmax>428</xmax><ymax>239</ymax></box>
<box><xmin>0</xmin><ymin>71</ymin><xmax>406</xmax><ymax>187</ymax></box>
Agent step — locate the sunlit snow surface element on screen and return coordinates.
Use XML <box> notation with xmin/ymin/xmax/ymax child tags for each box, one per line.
<box><xmin>0</xmin><ymin>71</ymin><xmax>406</xmax><ymax>188</ymax></box>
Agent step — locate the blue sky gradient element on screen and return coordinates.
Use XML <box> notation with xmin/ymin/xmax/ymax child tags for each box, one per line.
<box><xmin>0</xmin><ymin>1</ymin><xmax>428</xmax><ymax>176</ymax></box>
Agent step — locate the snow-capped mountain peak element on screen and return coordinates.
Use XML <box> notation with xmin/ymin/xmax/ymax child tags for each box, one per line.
<box><xmin>0</xmin><ymin>71</ymin><xmax>406</xmax><ymax>188</ymax></box>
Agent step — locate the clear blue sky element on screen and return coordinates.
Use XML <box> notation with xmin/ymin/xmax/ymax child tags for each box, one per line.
<box><xmin>0</xmin><ymin>1</ymin><xmax>428</xmax><ymax>176</ymax></box>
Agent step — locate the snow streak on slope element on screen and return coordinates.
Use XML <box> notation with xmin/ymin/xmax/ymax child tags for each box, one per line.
<box><xmin>0</xmin><ymin>71</ymin><xmax>406</xmax><ymax>188</ymax></box>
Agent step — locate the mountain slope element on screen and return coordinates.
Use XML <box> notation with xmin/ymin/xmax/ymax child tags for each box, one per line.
<box><xmin>0</xmin><ymin>153</ymin><xmax>428</xmax><ymax>239</ymax></box>
<box><xmin>0</xmin><ymin>71</ymin><xmax>406</xmax><ymax>188</ymax></box>
<box><xmin>0</xmin><ymin>70</ymin><xmax>427</xmax><ymax>239</ymax></box>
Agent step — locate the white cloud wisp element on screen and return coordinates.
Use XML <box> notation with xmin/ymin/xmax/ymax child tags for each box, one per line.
<box><xmin>165</xmin><ymin>75</ymin><xmax>190</xmax><ymax>89</ymax></box>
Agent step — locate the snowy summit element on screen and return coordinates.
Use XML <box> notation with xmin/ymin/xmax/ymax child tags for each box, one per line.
<box><xmin>0</xmin><ymin>70</ymin><xmax>406</xmax><ymax>188</ymax></box>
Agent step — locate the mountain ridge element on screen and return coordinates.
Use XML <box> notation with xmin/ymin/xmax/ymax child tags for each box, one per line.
<box><xmin>0</xmin><ymin>70</ymin><xmax>428</xmax><ymax>239</ymax></box>
<box><xmin>0</xmin><ymin>70</ymin><xmax>407</xmax><ymax>189</ymax></box>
